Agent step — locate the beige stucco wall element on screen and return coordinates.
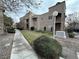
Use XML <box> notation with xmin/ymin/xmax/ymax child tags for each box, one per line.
<box><xmin>36</xmin><ymin>13</ymin><xmax>54</xmax><ymax>31</ymax></box>
<box><xmin>0</xmin><ymin>10</ymin><xmax>4</xmax><ymax>34</ymax></box>
<box><xmin>20</xmin><ymin>1</ymin><xmax>66</xmax><ymax>32</ymax></box>
<box><xmin>0</xmin><ymin>0</ymin><xmax>4</xmax><ymax>34</ymax></box>
<box><xmin>36</xmin><ymin>1</ymin><xmax>66</xmax><ymax>31</ymax></box>
<box><xmin>49</xmin><ymin>1</ymin><xmax>66</xmax><ymax>30</ymax></box>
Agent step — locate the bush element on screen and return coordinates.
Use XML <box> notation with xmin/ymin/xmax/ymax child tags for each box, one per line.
<box><xmin>65</xmin><ymin>28</ymin><xmax>73</xmax><ymax>33</ymax></box>
<box><xmin>36</xmin><ymin>30</ymin><xmax>45</xmax><ymax>33</ymax></box>
<box><xmin>7</xmin><ymin>27</ymin><xmax>15</xmax><ymax>33</ymax></box>
<box><xmin>33</xmin><ymin>36</ymin><xmax>62</xmax><ymax>59</ymax></box>
<box><xmin>65</xmin><ymin>28</ymin><xmax>75</xmax><ymax>38</ymax></box>
<box><xmin>68</xmin><ymin>32</ymin><xmax>74</xmax><ymax>38</ymax></box>
<box><xmin>36</xmin><ymin>30</ymin><xmax>53</xmax><ymax>35</ymax></box>
<box><xmin>17</xmin><ymin>27</ymin><xmax>23</xmax><ymax>30</ymax></box>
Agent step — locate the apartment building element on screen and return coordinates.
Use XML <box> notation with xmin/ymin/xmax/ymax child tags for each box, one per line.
<box><xmin>20</xmin><ymin>1</ymin><xmax>66</xmax><ymax>32</ymax></box>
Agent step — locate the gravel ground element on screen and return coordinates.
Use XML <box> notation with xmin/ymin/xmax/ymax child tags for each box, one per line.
<box><xmin>56</xmin><ymin>37</ymin><xmax>79</xmax><ymax>59</ymax></box>
<box><xmin>0</xmin><ymin>33</ymin><xmax>14</xmax><ymax>59</ymax></box>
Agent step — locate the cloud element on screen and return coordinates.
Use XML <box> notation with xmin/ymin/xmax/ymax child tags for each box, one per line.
<box><xmin>66</xmin><ymin>0</ymin><xmax>79</xmax><ymax>15</ymax></box>
<box><xmin>4</xmin><ymin>0</ymin><xmax>79</xmax><ymax>22</ymax></box>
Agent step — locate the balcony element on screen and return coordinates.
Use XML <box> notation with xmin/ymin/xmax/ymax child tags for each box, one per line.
<box><xmin>56</xmin><ymin>13</ymin><xmax>61</xmax><ymax>23</ymax></box>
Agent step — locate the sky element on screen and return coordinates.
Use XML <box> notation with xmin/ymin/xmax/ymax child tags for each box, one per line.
<box><xmin>4</xmin><ymin>0</ymin><xmax>79</xmax><ymax>23</ymax></box>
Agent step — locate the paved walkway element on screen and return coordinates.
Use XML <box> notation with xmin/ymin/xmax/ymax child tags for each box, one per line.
<box><xmin>10</xmin><ymin>30</ymin><xmax>38</xmax><ymax>59</ymax></box>
<box><xmin>0</xmin><ymin>33</ymin><xmax>14</xmax><ymax>59</ymax></box>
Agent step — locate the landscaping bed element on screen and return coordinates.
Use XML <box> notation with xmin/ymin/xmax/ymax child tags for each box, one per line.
<box><xmin>21</xmin><ymin>30</ymin><xmax>52</xmax><ymax>44</ymax></box>
<box><xmin>21</xmin><ymin>30</ymin><xmax>62</xmax><ymax>59</ymax></box>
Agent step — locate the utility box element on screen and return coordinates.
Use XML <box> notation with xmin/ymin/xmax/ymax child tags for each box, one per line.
<box><xmin>55</xmin><ymin>31</ymin><xmax>66</xmax><ymax>39</ymax></box>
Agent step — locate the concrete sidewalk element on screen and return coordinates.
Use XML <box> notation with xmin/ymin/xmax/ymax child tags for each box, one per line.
<box><xmin>10</xmin><ymin>30</ymin><xmax>38</xmax><ymax>59</ymax></box>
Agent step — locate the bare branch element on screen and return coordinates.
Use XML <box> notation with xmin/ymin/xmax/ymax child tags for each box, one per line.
<box><xmin>1</xmin><ymin>0</ymin><xmax>43</xmax><ymax>13</ymax></box>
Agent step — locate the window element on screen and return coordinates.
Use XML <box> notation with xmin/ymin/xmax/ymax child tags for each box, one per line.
<box><xmin>31</xmin><ymin>26</ymin><xmax>35</xmax><ymax>31</ymax></box>
<box><xmin>48</xmin><ymin>16</ymin><xmax>52</xmax><ymax>20</ymax></box>
<box><xmin>26</xmin><ymin>19</ymin><xmax>29</xmax><ymax>22</ymax></box>
<box><xmin>26</xmin><ymin>24</ymin><xmax>29</xmax><ymax>29</ymax></box>
<box><xmin>32</xmin><ymin>18</ymin><xmax>37</xmax><ymax>21</ymax></box>
<box><xmin>41</xmin><ymin>18</ymin><xmax>43</xmax><ymax>20</ymax></box>
<box><xmin>44</xmin><ymin>27</ymin><xmax>46</xmax><ymax>31</ymax></box>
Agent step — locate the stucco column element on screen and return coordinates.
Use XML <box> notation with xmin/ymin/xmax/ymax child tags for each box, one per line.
<box><xmin>53</xmin><ymin>16</ymin><xmax>56</xmax><ymax>38</ymax></box>
<box><xmin>61</xmin><ymin>13</ymin><xmax>65</xmax><ymax>31</ymax></box>
<box><xmin>29</xmin><ymin>12</ymin><xmax>33</xmax><ymax>30</ymax></box>
<box><xmin>37</xmin><ymin>16</ymin><xmax>40</xmax><ymax>30</ymax></box>
<box><xmin>52</xmin><ymin>11</ymin><xmax>58</xmax><ymax>39</ymax></box>
<box><xmin>0</xmin><ymin>10</ymin><xmax>4</xmax><ymax>34</ymax></box>
<box><xmin>24</xmin><ymin>19</ymin><xmax>26</xmax><ymax>30</ymax></box>
<box><xmin>0</xmin><ymin>0</ymin><xmax>4</xmax><ymax>34</ymax></box>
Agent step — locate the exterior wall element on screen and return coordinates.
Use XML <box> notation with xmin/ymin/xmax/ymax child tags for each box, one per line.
<box><xmin>0</xmin><ymin>1</ymin><xmax>4</xmax><ymax>34</ymax></box>
<box><xmin>19</xmin><ymin>17</ymin><xmax>26</xmax><ymax>30</ymax></box>
<box><xmin>36</xmin><ymin>1</ymin><xmax>66</xmax><ymax>31</ymax></box>
<box><xmin>20</xmin><ymin>1</ymin><xmax>66</xmax><ymax>32</ymax></box>
<box><xmin>48</xmin><ymin>1</ymin><xmax>66</xmax><ymax>31</ymax></box>
<box><xmin>37</xmin><ymin>13</ymin><xmax>54</xmax><ymax>31</ymax></box>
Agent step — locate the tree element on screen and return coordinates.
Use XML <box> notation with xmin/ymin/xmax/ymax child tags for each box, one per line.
<box><xmin>65</xmin><ymin>13</ymin><xmax>79</xmax><ymax>37</ymax></box>
<box><xmin>66</xmin><ymin>12</ymin><xmax>79</xmax><ymax>30</ymax></box>
<box><xmin>4</xmin><ymin>14</ymin><xmax>13</xmax><ymax>31</ymax></box>
<box><xmin>1</xmin><ymin>0</ymin><xmax>43</xmax><ymax>13</ymax></box>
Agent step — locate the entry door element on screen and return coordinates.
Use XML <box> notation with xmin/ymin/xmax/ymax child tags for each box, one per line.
<box><xmin>55</xmin><ymin>23</ymin><xmax>61</xmax><ymax>31</ymax></box>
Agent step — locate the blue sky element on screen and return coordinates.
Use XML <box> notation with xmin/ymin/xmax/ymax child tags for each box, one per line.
<box><xmin>4</xmin><ymin>0</ymin><xmax>79</xmax><ymax>23</ymax></box>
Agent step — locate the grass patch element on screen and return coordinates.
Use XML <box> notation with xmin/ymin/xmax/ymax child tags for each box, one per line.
<box><xmin>21</xmin><ymin>30</ymin><xmax>53</xmax><ymax>44</ymax></box>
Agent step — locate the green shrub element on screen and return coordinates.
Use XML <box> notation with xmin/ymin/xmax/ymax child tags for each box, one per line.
<box><xmin>17</xmin><ymin>27</ymin><xmax>23</xmax><ymax>30</ymax></box>
<box><xmin>65</xmin><ymin>27</ymin><xmax>75</xmax><ymax>38</ymax></box>
<box><xmin>36</xmin><ymin>30</ymin><xmax>53</xmax><ymax>36</ymax></box>
<box><xmin>36</xmin><ymin>30</ymin><xmax>45</xmax><ymax>33</ymax></box>
<box><xmin>7</xmin><ymin>27</ymin><xmax>15</xmax><ymax>33</ymax></box>
<box><xmin>68</xmin><ymin>32</ymin><xmax>74</xmax><ymax>38</ymax></box>
<box><xmin>65</xmin><ymin>28</ymin><xmax>73</xmax><ymax>33</ymax></box>
<box><xmin>33</xmin><ymin>36</ymin><xmax>62</xmax><ymax>59</ymax></box>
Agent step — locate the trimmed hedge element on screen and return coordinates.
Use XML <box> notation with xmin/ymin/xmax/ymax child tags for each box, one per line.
<box><xmin>7</xmin><ymin>27</ymin><xmax>15</xmax><ymax>33</ymax></box>
<box><xmin>65</xmin><ymin>28</ymin><xmax>75</xmax><ymax>38</ymax></box>
<box><xmin>33</xmin><ymin>36</ymin><xmax>62</xmax><ymax>59</ymax></box>
<box><xmin>68</xmin><ymin>32</ymin><xmax>74</xmax><ymax>38</ymax></box>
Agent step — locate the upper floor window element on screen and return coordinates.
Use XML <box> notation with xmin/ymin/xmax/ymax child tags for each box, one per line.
<box><xmin>48</xmin><ymin>16</ymin><xmax>52</xmax><ymax>20</ymax></box>
<box><xmin>56</xmin><ymin>13</ymin><xmax>61</xmax><ymax>17</ymax></box>
<box><xmin>32</xmin><ymin>18</ymin><xmax>37</xmax><ymax>21</ymax></box>
<box><xmin>26</xmin><ymin>19</ymin><xmax>29</xmax><ymax>22</ymax></box>
<box><xmin>41</xmin><ymin>17</ymin><xmax>43</xmax><ymax>20</ymax></box>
